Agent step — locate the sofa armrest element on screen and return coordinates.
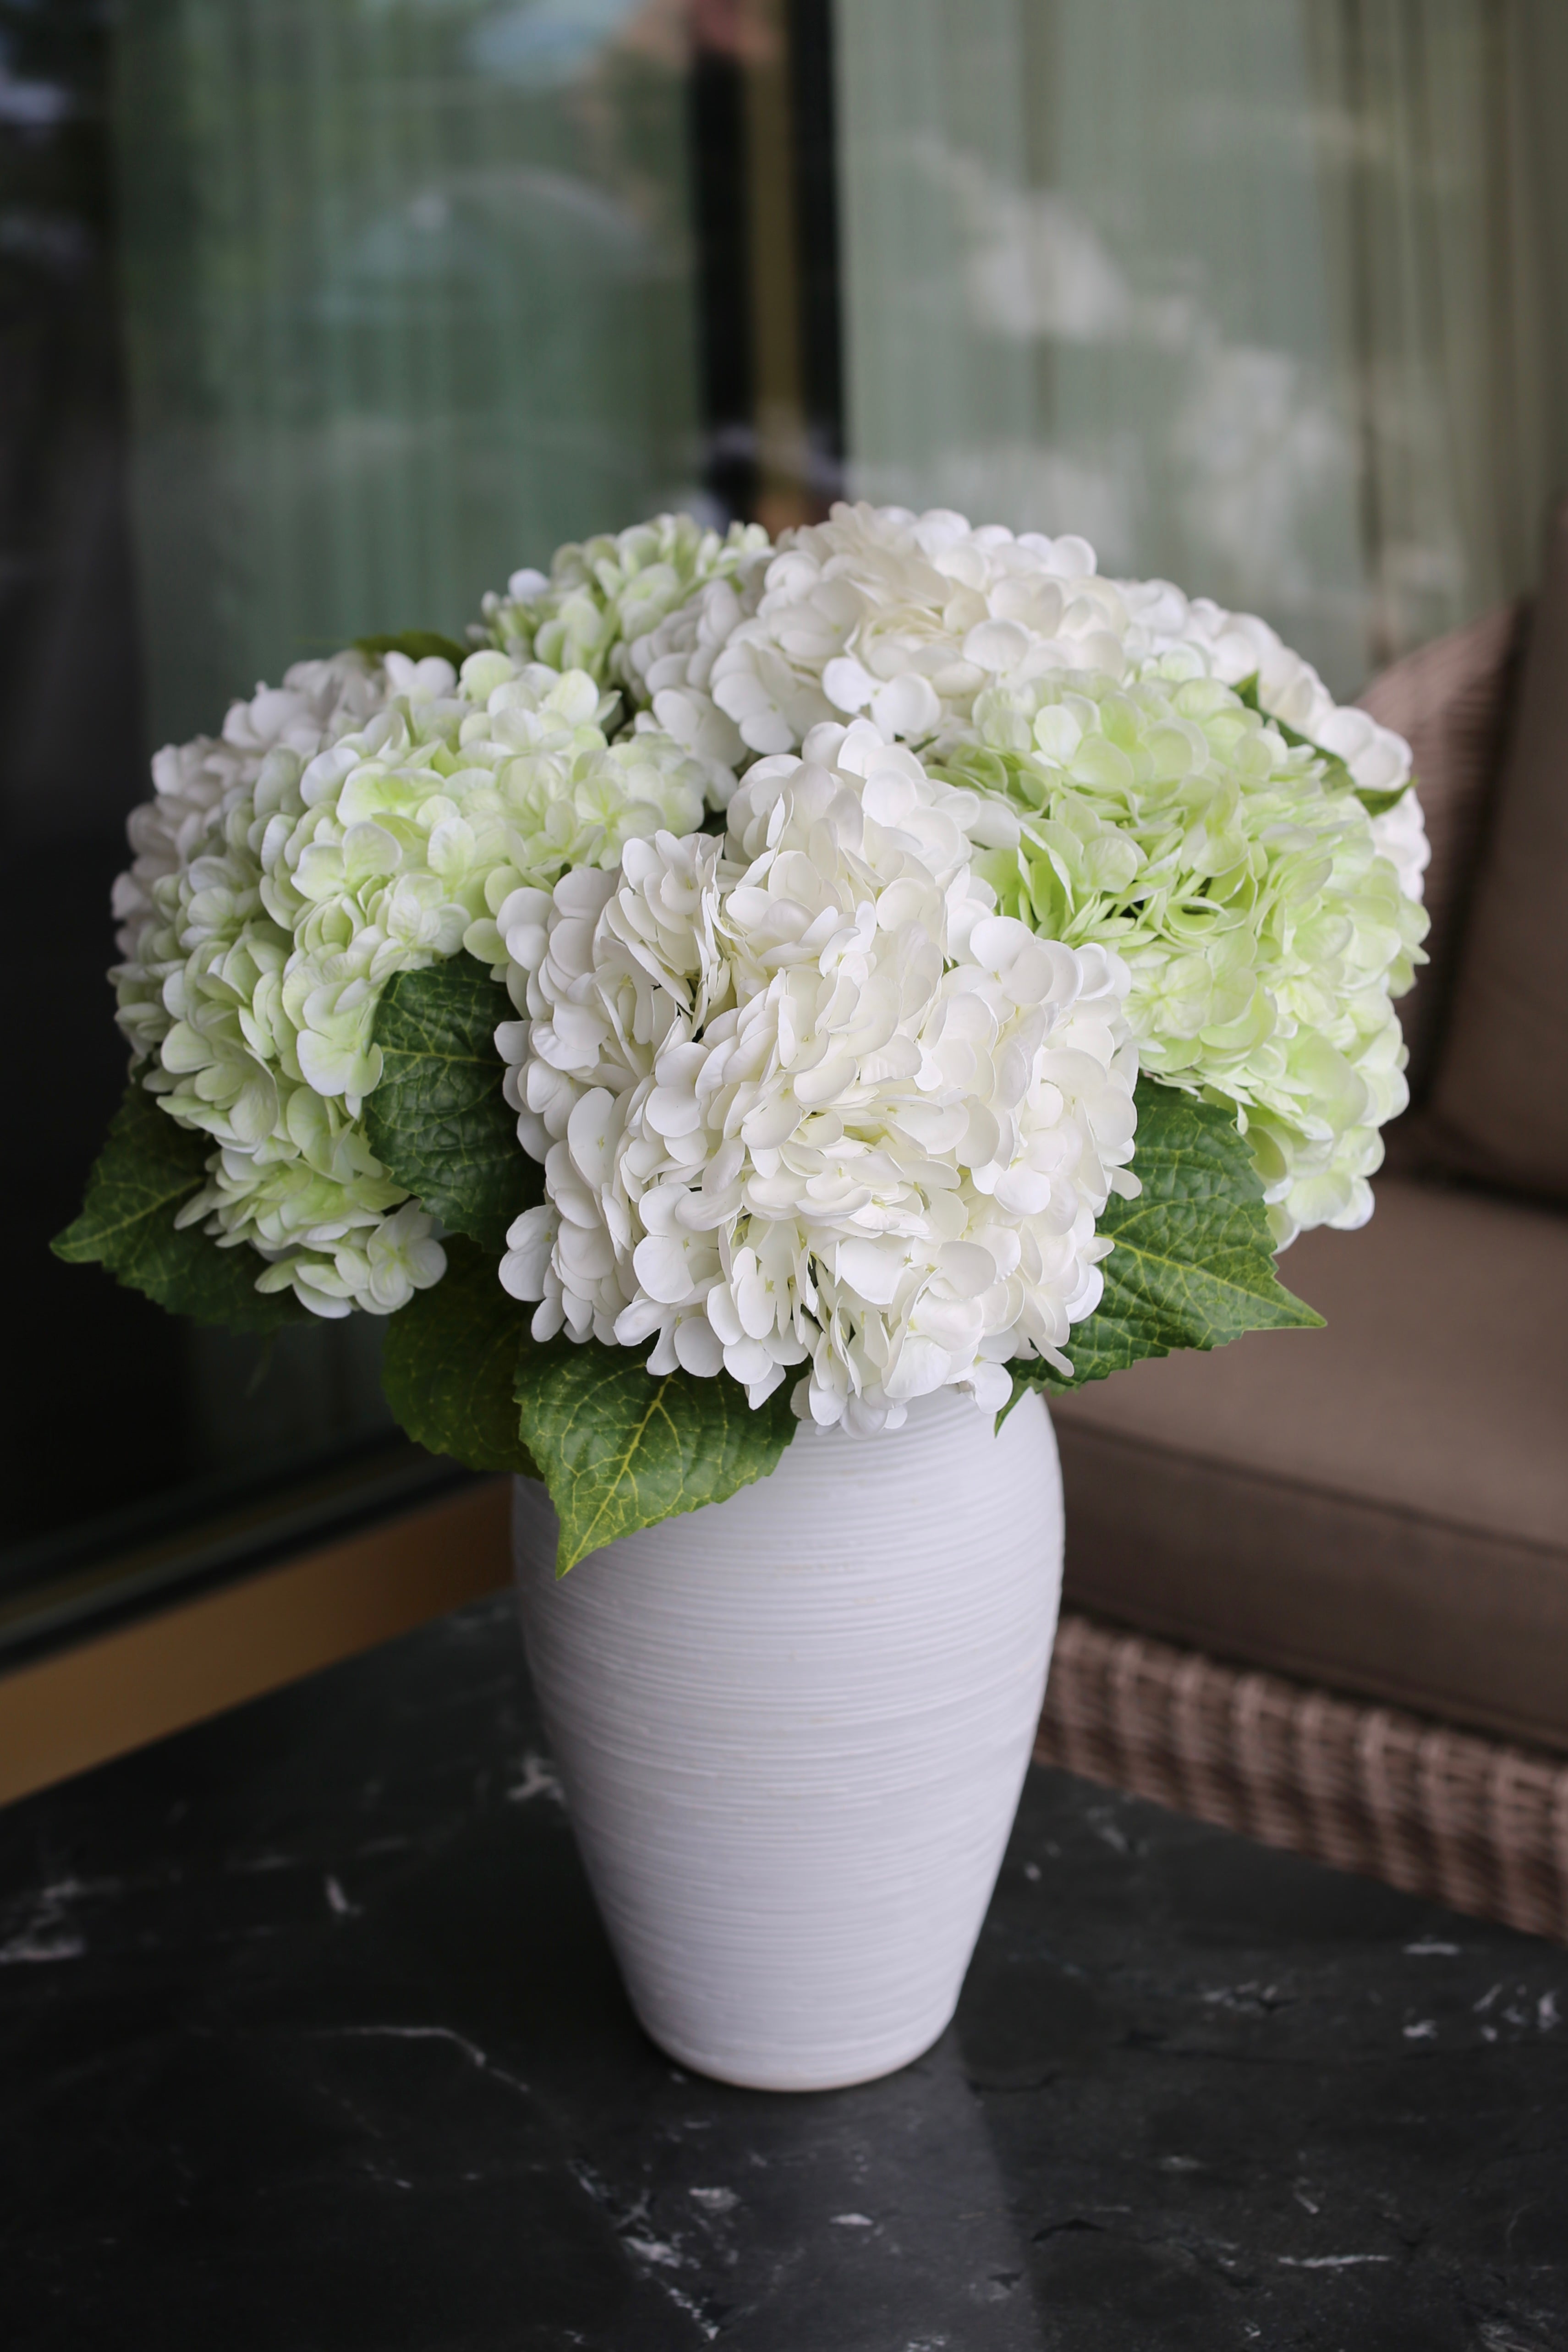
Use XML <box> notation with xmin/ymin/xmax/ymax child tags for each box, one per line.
<box><xmin>1357</xmin><ymin>601</ymin><xmax>1524</xmax><ymax>1100</ymax></box>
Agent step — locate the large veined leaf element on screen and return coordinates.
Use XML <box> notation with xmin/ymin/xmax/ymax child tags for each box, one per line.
<box><xmin>366</xmin><ymin>960</ymin><xmax>544</xmax><ymax>1256</ymax></box>
<box><xmin>515</xmin><ymin>1341</ymin><xmax>799</xmax><ymax>1575</ymax></box>
<box><xmin>380</xmin><ymin>1235</ymin><xmax>540</xmax><ymax>1476</ymax></box>
<box><xmin>1234</xmin><ymin>672</ymin><xmax>1411</xmax><ymax>819</ymax></box>
<box><xmin>1009</xmin><ymin>1078</ymin><xmax>1321</xmax><ymax>1400</ymax></box>
<box><xmin>52</xmin><ymin>1081</ymin><xmax>309</xmax><ymax>1333</ymax></box>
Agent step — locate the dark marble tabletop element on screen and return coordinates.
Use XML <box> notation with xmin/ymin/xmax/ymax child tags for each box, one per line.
<box><xmin>2</xmin><ymin>1595</ymin><xmax>1564</xmax><ymax>2352</ymax></box>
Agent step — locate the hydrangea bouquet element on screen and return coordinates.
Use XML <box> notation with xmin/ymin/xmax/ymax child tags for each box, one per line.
<box><xmin>58</xmin><ymin>507</ymin><xmax>1426</xmax><ymax>1571</ymax></box>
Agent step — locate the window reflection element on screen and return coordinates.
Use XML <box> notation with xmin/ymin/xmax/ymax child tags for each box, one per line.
<box><xmin>115</xmin><ymin>0</ymin><xmax>708</xmax><ymax>742</ymax></box>
<box><xmin>835</xmin><ymin>0</ymin><xmax>1568</xmax><ymax>695</ymax></box>
<box><xmin>5</xmin><ymin>0</ymin><xmax>797</xmax><ymax>1573</ymax></box>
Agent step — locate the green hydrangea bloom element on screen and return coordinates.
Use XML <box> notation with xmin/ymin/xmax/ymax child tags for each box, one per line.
<box><xmin>114</xmin><ymin>647</ymin><xmax>706</xmax><ymax>1316</ymax></box>
<box><xmin>481</xmin><ymin>512</ymin><xmax>771</xmax><ymax>696</ymax></box>
<box><xmin>934</xmin><ymin>661</ymin><xmax>1430</xmax><ymax>1244</ymax></box>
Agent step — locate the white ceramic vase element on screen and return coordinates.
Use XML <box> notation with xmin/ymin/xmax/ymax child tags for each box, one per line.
<box><xmin>513</xmin><ymin>1386</ymin><xmax>1063</xmax><ymax>2092</ymax></box>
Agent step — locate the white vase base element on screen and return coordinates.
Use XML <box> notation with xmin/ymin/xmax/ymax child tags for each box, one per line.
<box><xmin>516</xmin><ymin>1387</ymin><xmax>1064</xmax><ymax>2095</ymax></box>
<box><xmin>629</xmin><ymin>1999</ymin><xmax>957</xmax><ymax>2093</ymax></box>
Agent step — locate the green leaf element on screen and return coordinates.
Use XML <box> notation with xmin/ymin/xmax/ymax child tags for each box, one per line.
<box><xmin>1009</xmin><ymin>1078</ymin><xmax>1321</xmax><ymax>1401</ymax></box>
<box><xmin>380</xmin><ymin>1235</ymin><xmax>540</xmax><ymax>1475</ymax></box>
<box><xmin>52</xmin><ymin>1081</ymin><xmax>309</xmax><ymax>1333</ymax></box>
<box><xmin>366</xmin><ymin>960</ymin><xmax>544</xmax><ymax>1255</ymax></box>
<box><xmin>1349</xmin><ymin>779</ymin><xmax>1412</xmax><ymax>819</ymax></box>
<box><xmin>355</xmin><ymin>628</ymin><xmax>471</xmax><ymax>669</ymax></box>
<box><xmin>515</xmin><ymin>1343</ymin><xmax>799</xmax><ymax>1574</ymax></box>
<box><xmin>1233</xmin><ymin>669</ymin><xmax>1410</xmax><ymax>817</ymax></box>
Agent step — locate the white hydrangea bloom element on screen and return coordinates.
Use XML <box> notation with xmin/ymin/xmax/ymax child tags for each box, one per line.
<box><xmin>111</xmin><ymin>649</ymin><xmax>388</xmax><ymax>998</ymax></box>
<box><xmin>111</xmin><ymin>648</ymin><xmax>706</xmax><ymax>1317</ymax></box>
<box><xmin>936</xmin><ymin>664</ymin><xmax>1429</xmax><ymax>1244</ymax></box>
<box><xmin>481</xmin><ymin>512</ymin><xmax>772</xmax><ymax>698</ymax></box>
<box><xmin>623</xmin><ymin>554</ymin><xmax>775</xmax><ymax>807</ymax></box>
<box><xmin>630</xmin><ymin>500</ymin><xmax>1428</xmax><ymax>893</ymax></box>
<box><xmin>1365</xmin><ymin>782</ymin><xmax>1429</xmax><ymax>904</ymax></box>
<box><xmin>496</xmin><ymin>722</ymin><xmax>1139</xmax><ymax>1433</ymax></box>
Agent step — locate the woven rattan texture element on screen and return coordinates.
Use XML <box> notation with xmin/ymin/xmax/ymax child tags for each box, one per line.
<box><xmin>1037</xmin><ymin>1614</ymin><xmax>1568</xmax><ymax>1943</ymax></box>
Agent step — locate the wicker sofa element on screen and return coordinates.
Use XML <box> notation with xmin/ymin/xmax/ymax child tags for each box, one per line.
<box><xmin>1036</xmin><ymin>508</ymin><xmax>1568</xmax><ymax>1940</ymax></box>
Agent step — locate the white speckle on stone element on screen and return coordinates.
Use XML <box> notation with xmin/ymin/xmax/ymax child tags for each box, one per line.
<box><xmin>623</xmin><ymin>2236</ymin><xmax>683</xmax><ymax>2269</ymax></box>
<box><xmin>1277</xmin><ymin>2254</ymin><xmax>1392</xmax><ymax>2269</ymax></box>
<box><xmin>689</xmin><ymin>2187</ymin><xmax>738</xmax><ymax>2214</ymax></box>
<box><xmin>506</xmin><ymin>1752</ymin><xmax>563</xmax><ymax>1805</ymax></box>
<box><xmin>1403</xmin><ymin>2019</ymin><xmax>1437</xmax><ymax>2040</ymax></box>
<box><xmin>0</xmin><ymin>1933</ymin><xmax>85</xmax><ymax>1965</ymax></box>
<box><xmin>831</xmin><ymin>2212</ymin><xmax>875</xmax><ymax>2228</ymax></box>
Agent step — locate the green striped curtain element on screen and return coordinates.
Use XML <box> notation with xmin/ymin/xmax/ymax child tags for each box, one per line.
<box><xmin>115</xmin><ymin>0</ymin><xmax>703</xmax><ymax>743</ymax></box>
<box><xmin>833</xmin><ymin>0</ymin><xmax>1568</xmax><ymax>696</ymax></box>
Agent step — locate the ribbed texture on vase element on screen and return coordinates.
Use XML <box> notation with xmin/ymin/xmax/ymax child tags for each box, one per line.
<box><xmin>515</xmin><ymin>1388</ymin><xmax>1063</xmax><ymax>2091</ymax></box>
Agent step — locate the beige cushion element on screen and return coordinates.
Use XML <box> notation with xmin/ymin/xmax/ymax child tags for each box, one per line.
<box><xmin>1050</xmin><ymin>1177</ymin><xmax>1568</xmax><ymax>1751</ymax></box>
<box><xmin>1357</xmin><ymin>599</ymin><xmax>1523</xmax><ymax>1102</ymax></box>
<box><xmin>1426</xmin><ymin>499</ymin><xmax>1568</xmax><ymax>1198</ymax></box>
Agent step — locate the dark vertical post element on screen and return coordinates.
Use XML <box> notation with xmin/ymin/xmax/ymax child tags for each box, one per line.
<box><xmin>787</xmin><ymin>0</ymin><xmax>844</xmax><ymax>514</ymax></box>
<box><xmin>688</xmin><ymin>35</ymin><xmax>757</xmax><ymax>524</ymax></box>
<box><xmin>686</xmin><ymin>0</ymin><xmax>843</xmax><ymax>526</ymax></box>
